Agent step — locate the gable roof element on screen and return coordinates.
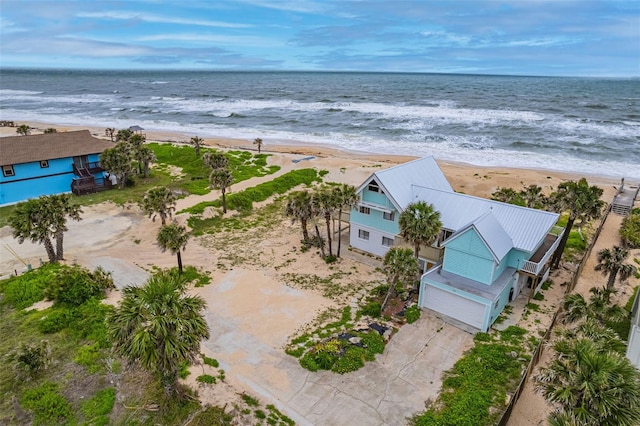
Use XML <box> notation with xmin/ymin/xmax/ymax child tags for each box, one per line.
<box><xmin>357</xmin><ymin>157</ymin><xmax>453</xmax><ymax>211</ymax></box>
<box><xmin>0</xmin><ymin>130</ymin><xmax>113</xmax><ymax>166</ymax></box>
<box><xmin>411</xmin><ymin>185</ymin><xmax>559</xmax><ymax>253</ymax></box>
<box><xmin>444</xmin><ymin>211</ymin><xmax>513</xmax><ymax>261</ymax></box>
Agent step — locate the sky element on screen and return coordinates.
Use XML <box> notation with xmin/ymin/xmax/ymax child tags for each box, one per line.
<box><xmin>1</xmin><ymin>0</ymin><xmax>638</xmax><ymax>77</ymax></box>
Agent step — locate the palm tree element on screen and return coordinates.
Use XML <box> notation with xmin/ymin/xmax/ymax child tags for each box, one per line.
<box><xmin>100</xmin><ymin>142</ymin><xmax>133</xmax><ymax>189</ymax></box>
<box><xmin>381</xmin><ymin>247</ymin><xmax>418</xmax><ymax>312</ymax></box>
<box><xmin>16</xmin><ymin>124</ymin><xmax>31</xmax><ymax>136</ymax></box>
<box><xmin>521</xmin><ymin>184</ymin><xmax>547</xmax><ymax>209</ymax></box>
<box><xmin>190</xmin><ymin>136</ymin><xmax>204</xmax><ymax>156</ymax></box>
<box><xmin>313</xmin><ymin>188</ymin><xmax>339</xmax><ymax>258</ymax></box>
<box><xmin>137</xmin><ymin>145</ymin><xmax>156</xmax><ymax>178</ymax></box>
<box><xmin>106</xmin><ymin>271</ymin><xmax>209</xmax><ymax>397</ymax></box>
<box><xmin>333</xmin><ymin>184</ymin><xmax>359</xmax><ymax>257</ymax></box>
<box><xmin>157</xmin><ymin>223</ymin><xmax>189</xmax><ymax>273</ymax></box>
<box><xmin>116</xmin><ymin>128</ymin><xmax>133</xmax><ymax>142</ymax></box>
<box><xmin>9</xmin><ymin>198</ymin><xmax>57</xmax><ymax>263</ymax></box>
<box><xmin>47</xmin><ymin>194</ymin><xmax>82</xmax><ymax>261</ymax></box>
<box><xmin>105</xmin><ymin>127</ymin><xmax>116</xmax><ymax>142</ymax></box>
<box><xmin>561</xmin><ymin>286</ymin><xmax>627</xmax><ymax>325</ymax></box>
<box><xmin>491</xmin><ymin>187</ymin><xmax>524</xmax><ymax>206</ymax></box>
<box><xmin>535</xmin><ymin>338</ymin><xmax>640</xmax><ymax>426</ymax></box>
<box><xmin>128</xmin><ymin>134</ymin><xmax>146</xmax><ymax>175</ymax></box>
<box><xmin>550</xmin><ymin>178</ymin><xmax>604</xmax><ymax>268</ymax></box>
<box><xmin>209</xmin><ymin>167</ymin><xmax>233</xmax><ymax>214</ymax></box>
<box><xmin>202</xmin><ymin>151</ymin><xmax>229</xmax><ymax>170</ymax></box>
<box><xmin>399</xmin><ymin>201</ymin><xmax>442</xmax><ymax>260</ymax></box>
<box><xmin>285</xmin><ymin>190</ymin><xmax>314</xmax><ymax>242</ymax></box>
<box><xmin>253</xmin><ymin>137</ymin><xmax>263</xmax><ymax>153</ymax></box>
<box><xmin>595</xmin><ymin>246</ymin><xmax>637</xmax><ymax>289</ymax></box>
<box><xmin>140</xmin><ymin>187</ymin><xmax>177</xmax><ymax>225</ymax></box>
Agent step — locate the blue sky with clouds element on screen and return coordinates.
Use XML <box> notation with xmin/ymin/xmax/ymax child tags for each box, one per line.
<box><xmin>1</xmin><ymin>1</ymin><xmax>638</xmax><ymax>76</ymax></box>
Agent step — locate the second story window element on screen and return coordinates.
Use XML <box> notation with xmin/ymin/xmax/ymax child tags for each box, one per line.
<box><xmin>359</xmin><ymin>206</ymin><xmax>371</xmax><ymax>215</ymax></box>
<box><xmin>383</xmin><ymin>211</ymin><xmax>395</xmax><ymax>221</ymax></box>
<box><xmin>368</xmin><ymin>181</ymin><xmax>380</xmax><ymax>193</ymax></box>
<box><xmin>40</xmin><ymin>160</ymin><xmax>49</xmax><ymax>168</ymax></box>
<box><xmin>2</xmin><ymin>165</ymin><xmax>15</xmax><ymax>177</ymax></box>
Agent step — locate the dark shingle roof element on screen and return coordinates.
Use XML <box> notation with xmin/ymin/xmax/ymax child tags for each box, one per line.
<box><xmin>0</xmin><ymin>130</ymin><xmax>114</xmax><ymax>166</ymax></box>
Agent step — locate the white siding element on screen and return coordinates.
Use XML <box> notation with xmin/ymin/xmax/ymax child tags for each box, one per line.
<box><xmin>349</xmin><ymin>224</ymin><xmax>395</xmax><ymax>257</ymax></box>
<box><xmin>421</xmin><ymin>284</ymin><xmax>487</xmax><ymax>330</ymax></box>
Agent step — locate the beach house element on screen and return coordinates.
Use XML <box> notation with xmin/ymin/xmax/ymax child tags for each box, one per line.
<box><xmin>349</xmin><ymin>157</ymin><xmax>563</xmax><ymax>332</ymax></box>
<box><xmin>0</xmin><ymin>130</ymin><xmax>114</xmax><ymax>206</ymax></box>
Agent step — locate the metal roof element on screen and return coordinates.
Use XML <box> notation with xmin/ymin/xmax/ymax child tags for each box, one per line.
<box><xmin>358</xmin><ymin>157</ymin><xmax>453</xmax><ymax>211</ymax></box>
<box><xmin>411</xmin><ymin>185</ymin><xmax>559</xmax><ymax>253</ymax></box>
<box><xmin>445</xmin><ymin>211</ymin><xmax>513</xmax><ymax>261</ymax></box>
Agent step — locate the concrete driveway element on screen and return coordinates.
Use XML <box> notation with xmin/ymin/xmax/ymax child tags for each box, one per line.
<box><xmin>197</xmin><ymin>269</ymin><xmax>473</xmax><ymax>426</ymax></box>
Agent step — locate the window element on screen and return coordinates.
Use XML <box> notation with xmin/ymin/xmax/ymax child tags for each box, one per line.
<box><xmin>494</xmin><ymin>300</ymin><xmax>499</xmax><ymax>309</ymax></box>
<box><xmin>40</xmin><ymin>160</ymin><xmax>49</xmax><ymax>168</ymax></box>
<box><xmin>358</xmin><ymin>229</ymin><xmax>370</xmax><ymax>240</ymax></box>
<box><xmin>382</xmin><ymin>236</ymin><xmax>394</xmax><ymax>247</ymax></box>
<box><xmin>383</xmin><ymin>211</ymin><xmax>395</xmax><ymax>221</ymax></box>
<box><xmin>359</xmin><ymin>206</ymin><xmax>371</xmax><ymax>215</ymax></box>
<box><xmin>368</xmin><ymin>181</ymin><xmax>380</xmax><ymax>193</ymax></box>
<box><xmin>2</xmin><ymin>165</ymin><xmax>14</xmax><ymax>177</ymax></box>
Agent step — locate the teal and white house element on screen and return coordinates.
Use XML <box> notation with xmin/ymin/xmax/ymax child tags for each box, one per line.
<box><xmin>349</xmin><ymin>157</ymin><xmax>564</xmax><ymax>332</ymax></box>
<box><xmin>0</xmin><ymin>130</ymin><xmax>114</xmax><ymax>206</ymax></box>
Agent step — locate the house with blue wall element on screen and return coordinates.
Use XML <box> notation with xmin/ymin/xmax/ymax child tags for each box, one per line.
<box><xmin>349</xmin><ymin>157</ymin><xmax>563</xmax><ymax>332</ymax></box>
<box><xmin>0</xmin><ymin>130</ymin><xmax>114</xmax><ymax>206</ymax></box>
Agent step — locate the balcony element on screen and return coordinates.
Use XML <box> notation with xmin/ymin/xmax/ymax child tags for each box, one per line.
<box><xmin>519</xmin><ymin>226</ymin><xmax>565</xmax><ymax>276</ymax></box>
<box><xmin>73</xmin><ymin>161</ymin><xmax>104</xmax><ymax>177</ymax></box>
<box><xmin>71</xmin><ymin>176</ymin><xmax>113</xmax><ymax>196</ymax></box>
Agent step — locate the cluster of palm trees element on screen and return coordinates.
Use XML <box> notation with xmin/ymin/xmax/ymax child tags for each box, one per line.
<box><xmin>100</xmin><ymin>129</ymin><xmax>156</xmax><ymax>188</ymax></box>
<box><xmin>493</xmin><ymin>178</ymin><xmax>605</xmax><ymax>268</ymax></box>
<box><xmin>284</xmin><ymin>184</ymin><xmax>359</xmax><ymax>259</ymax></box>
<box><xmin>9</xmin><ymin>194</ymin><xmax>82</xmax><ymax>263</ymax></box>
<box><xmin>380</xmin><ymin>201</ymin><xmax>442</xmax><ymax>311</ymax></box>
<box><xmin>535</xmin><ymin>285</ymin><xmax>640</xmax><ymax>425</ymax></box>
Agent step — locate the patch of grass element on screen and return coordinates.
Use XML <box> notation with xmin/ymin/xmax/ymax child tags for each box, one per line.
<box><xmin>241</xmin><ymin>393</ymin><xmax>260</xmax><ymax>407</ymax></box>
<box><xmin>405</xmin><ymin>305</ymin><xmax>421</xmax><ymax>324</ymax></box>
<box><xmin>533</xmin><ymin>292</ymin><xmax>544</xmax><ymax>301</ymax></box>
<box><xmin>189</xmin><ymin>405</ymin><xmax>233</xmax><ymax>426</ymax></box>
<box><xmin>526</xmin><ymin>302</ymin><xmax>540</xmax><ymax>312</ymax></box>
<box><xmin>411</xmin><ymin>327</ymin><xmax>529</xmax><ymax>426</ymax></box>
<box><xmin>541</xmin><ymin>280</ymin><xmax>552</xmax><ymax>291</ymax></box>
<box><xmin>20</xmin><ymin>382</ymin><xmax>74</xmax><ymax>426</ymax></box>
<box><xmin>202</xmin><ymin>354</ymin><xmax>219</xmax><ymax>368</ymax></box>
<box><xmin>196</xmin><ymin>374</ymin><xmax>216</xmax><ymax>384</ymax></box>
<box><xmin>255</xmin><ymin>409</ymin><xmax>267</xmax><ymax>419</ymax></box>
<box><xmin>81</xmin><ymin>387</ymin><xmax>115</xmax><ymax>426</ymax></box>
<box><xmin>178</xmin><ymin>361</ymin><xmax>191</xmax><ymax>379</ymax></box>
<box><xmin>184</xmin><ymin>168</ymin><xmax>320</xmax><ymax>216</ymax></box>
<box><xmin>359</xmin><ymin>301</ymin><xmax>382</xmax><ymax>318</ymax></box>
<box><xmin>0</xmin><ymin>263</ymin><xmax>63</xmax><ymax>309</ymax></box>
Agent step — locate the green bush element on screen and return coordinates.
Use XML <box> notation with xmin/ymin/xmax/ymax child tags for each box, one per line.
<box><xmin>6</xmin><ymin>340</ymin><xmax>51</xmax><ymax>379</ymax></box>
<box><xmin>299</xmin><ymin>353</ymin><xmax>319</xmax><ymax>372</ymax></box>
<box><xmin>44</xmin><ymin>265</ymin><xmax>114</xmax><ymax>307</ymax></box>
<box><xmin>202</xmin><ymin>354</ymin><xmax>219</xmax><ymax>368</ymax></box>
<box><xmin>621</xmin><ymin>213</ymin><xmax>640</xmax><ymax>248</ymax></box>
<box><xmin>0</xmin><ymin>264</ymin><xmax>60</xmax><ymax>309</ymax></box>
<box><xmin>359</xmin><ymin>330</ymin><xmax>385</xmax><ymax>354</ymax></box>
<box><xmin>178</xmin><ymin>361</ymin><xmax>191</xmax><ymax>379</ymax></box>
<box><xmin>75</xmin><ymin>342</ymin><xmax>104</xmax><ymax>373</ymax></box>
<box><xmin>332</xmin><ymin>346</ymin><xmax>367</xmax><ymax>374</ymax></box>
<box><xmin>38</xmin><ymin>309</ymin><xmax>72</xmax><ymax>334</ymax></box>
<box><xmin>285</xmin><ymin>346</ymin><xmax>305</xmax><ymax>358</ymax></box>
<box><xmin>359</xmin><ymin>301</ymin><xmax>382</xmax><ymax>318</ymax></box>
<box><xmin>196</xmin><ymin>374</ymin><xmax>216</xmax><ymax>384</ymax></box>
<box><xmin>189</xmin><ymin>405</ymin><xmax>233</xmax><ymax>426</ymax></box>
<box><xmin>21</xmin><ymin>382</ymin><xmax>73</xmax><ymax>426</ymax></box>
<box><xmin>81</xmin><ymin>388</ymin><xmax>115</xmax><ymax>426</ymax></box>
<box><xmin>68</xmin><ymin>299</ymin><xmax>113</xmax><ymax>347</ymax></box>
<box><xmin>255</xmin><ymin>409</ymin><xmax>266</xmax><ymax>419</ymax></box>
<box><xmin>241</xmin><ymin>393</ymin><xmax>260</xmax><ymax>407</ymax></box>
<box><xmin>405</xmin><ymin>305</ymin><xmax>421</xmax><ymax>324</ymax></box>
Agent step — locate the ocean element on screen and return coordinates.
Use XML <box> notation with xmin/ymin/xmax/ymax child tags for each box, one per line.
<box><xmin>1</xmin><ymin>69</ymin><xmax>638</xmax><ymax>179</ymax></box>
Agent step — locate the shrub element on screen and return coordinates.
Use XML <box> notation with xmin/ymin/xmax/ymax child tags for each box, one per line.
<box><xmin>196</xmin><ymin>374</ymin><xmax>216</xmax><ymax>384</ymax></box>
<box><xmin>6</xmin><ymin>340</ymin><xmax>51</xmax><ymax>379</ymax></box>
<box><xmin>332</xmin><ymin>346</ymin><xmax>367</xmax><ymax>374</ymax></box>
<box><xmin>44</xmin><ymin>265</ymin><xmax>114</xmax><ymax>307</ymax></box>
<box><xmin>405</xmin><ymin>305</ymin><xmax>421</xmax><ymax>324</ymax></box>
<box><xmin>178</xmin><ymin>361</ymin><xmax>191</xmax><ymax>379</ymax></box>
<box><xmin>0</xmin><ymin>263</ymin><xmax>60</xmax><ymax>309</ymax></box>
<box><xmin>359</xmin><ymin>301</ymin><xmax>382</xmax><ymax>318</ymax></box>
<box><xmin>189</xmin><ymin>405</ymin><xmax>233</xmax><ymax>426</ymax></box>
<box><xmin>241</xmin><ymin>393</ymin><xmax>260</xmax><ymax>407</ymax></box>
<box><xmin>359</xmin><ymin>330</ymin><xmax>385</xmax><ymax>354</ymax></box>
<box><xmin>81</xmin><ymin>388</ymin><xmax>115</xmax><ymax>426</ymax></box>
<box><xmin>38</xmin><ymin>309</ymin><xmax>72</xmax><ymax>334</ymax></box>
<box><xmin>21</xmin><ymin>382</ymin><xmax>73</xmax><ymax>425</ymax></box>
<box><xmin>202</xmin><ymin>354</ymin><xmax>219</xmax><ymax>368</ymax></box>
<box><xmin>75</xmin><ymin>342</ymin><xmax>104</xmax><ymax>373</ymax></box>
<box><xmin>255</xmin><ymin>410</ymin><xmax>266</xmax><ymax>419</ymax></box>
<box><xmin>299</xmin><ymin>353</ymin><xmax>319</xmax><ymax>372</ymax></box>
<box><xmin>621</xmin><ymin>213</ymin><xmax>640</xmax><ymax>248</ymax></box>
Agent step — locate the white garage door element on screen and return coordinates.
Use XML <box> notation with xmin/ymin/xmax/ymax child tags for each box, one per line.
<box><xmin>422</xmin><ymin>285</ymin><xmax>487</xmax><ymax>330</ymax></box>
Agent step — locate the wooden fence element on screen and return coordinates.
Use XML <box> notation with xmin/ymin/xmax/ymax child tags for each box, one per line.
<box><xmin>497</xmin><ymin>202</ymin><xmax>612</xmax><ymax>425</ymax></box>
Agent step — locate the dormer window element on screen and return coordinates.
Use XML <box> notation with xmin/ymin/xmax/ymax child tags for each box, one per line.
<box><xmin>368</xmin><ymin>181</ymin><xmax>380</xmax><ymax>193</ymax></box>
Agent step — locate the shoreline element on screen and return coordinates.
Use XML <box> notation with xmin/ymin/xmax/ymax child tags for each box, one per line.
<box><xmin>0</xmin><ymin>120</ymin><xmax>622</xmax><ymax>198</ymax></box>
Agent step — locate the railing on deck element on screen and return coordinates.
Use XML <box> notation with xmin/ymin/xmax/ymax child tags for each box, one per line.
<box><xmin>519</xmin><ymin>226</ymin><xmax>566</xmax><ymax>276</ymax></box>
<box><xmin>71</xmin><ymin>177</ymin><xmax>112</xmax><ymax>196</ymax></box>
<box><xmin>73</xmin><ymin>162</ymin><xmax>104</xmax><ymax>177</ymax></box>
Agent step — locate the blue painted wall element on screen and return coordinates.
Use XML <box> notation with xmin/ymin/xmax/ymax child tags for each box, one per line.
<box><xmin>443</xmin><ymin>228</ymin><xmax>495</xmax><ymax>284</ymax></box>
<box><xmin>0</xmin><ymin>154</ymin><xmax>103</xmax><ymax>205</ymax></box>
<box><xmin>488</xmin><ymin>275</ymin><xmax>516</xmax><ymax>326</ymax></box>
<box><xmin>350</xmin><ymin>207</ymin><xmax>399</xmax><ymax>235</ymax></box>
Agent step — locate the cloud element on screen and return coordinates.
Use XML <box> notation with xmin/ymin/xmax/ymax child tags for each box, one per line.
<box><xmin>136</xmin><ymin>33</ymin><xmax>278</xmax><ymax>48</ymax></box>
<box><xmin>76</xmin><ymin>11</ymin><xmax>252</xmax><ymax>28</ymax></box>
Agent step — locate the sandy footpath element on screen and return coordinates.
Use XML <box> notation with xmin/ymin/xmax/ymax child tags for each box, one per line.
<box><xmin>0</xmin><ymin>121</ymin><xmax>633</xmax><ymax>424</ymax></box>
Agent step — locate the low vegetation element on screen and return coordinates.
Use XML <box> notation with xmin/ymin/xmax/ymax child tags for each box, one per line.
<box><xmin>411</xmin><ymin>326</ymin><xmax>530</xmax><ymax>426</ymax></box>
<box><xmin>620</xmin><ymin>208</ymin><xmax>640</xmax><ymax>248</ymax></box>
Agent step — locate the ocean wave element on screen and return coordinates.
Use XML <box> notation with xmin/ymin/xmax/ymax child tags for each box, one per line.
<box><xmin>0</xmin><ymin>89</ymin><xmax>44</xmax><ymax>95</ymax></box>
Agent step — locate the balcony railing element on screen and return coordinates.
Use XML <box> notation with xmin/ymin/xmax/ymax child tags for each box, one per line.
<box><xmin>519</xmin><ymin>226</ymin><xmax>565</xmax><ymax>276</ymax></box>
<box><xmin>73</xmin><ymin>162</ymin><xmax>104</xmax><ymax>177</ymax></box>
<box><xmin>71</xmin><ymin>176</ymin><xmax>113</xmax><ymax>196</ymax></box>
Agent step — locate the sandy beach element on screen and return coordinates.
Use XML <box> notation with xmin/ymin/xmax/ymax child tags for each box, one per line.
<box><xmin>1</xmin><ymin>121</ymin><xmax>634</xmax><ymax>425</ymax></box>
